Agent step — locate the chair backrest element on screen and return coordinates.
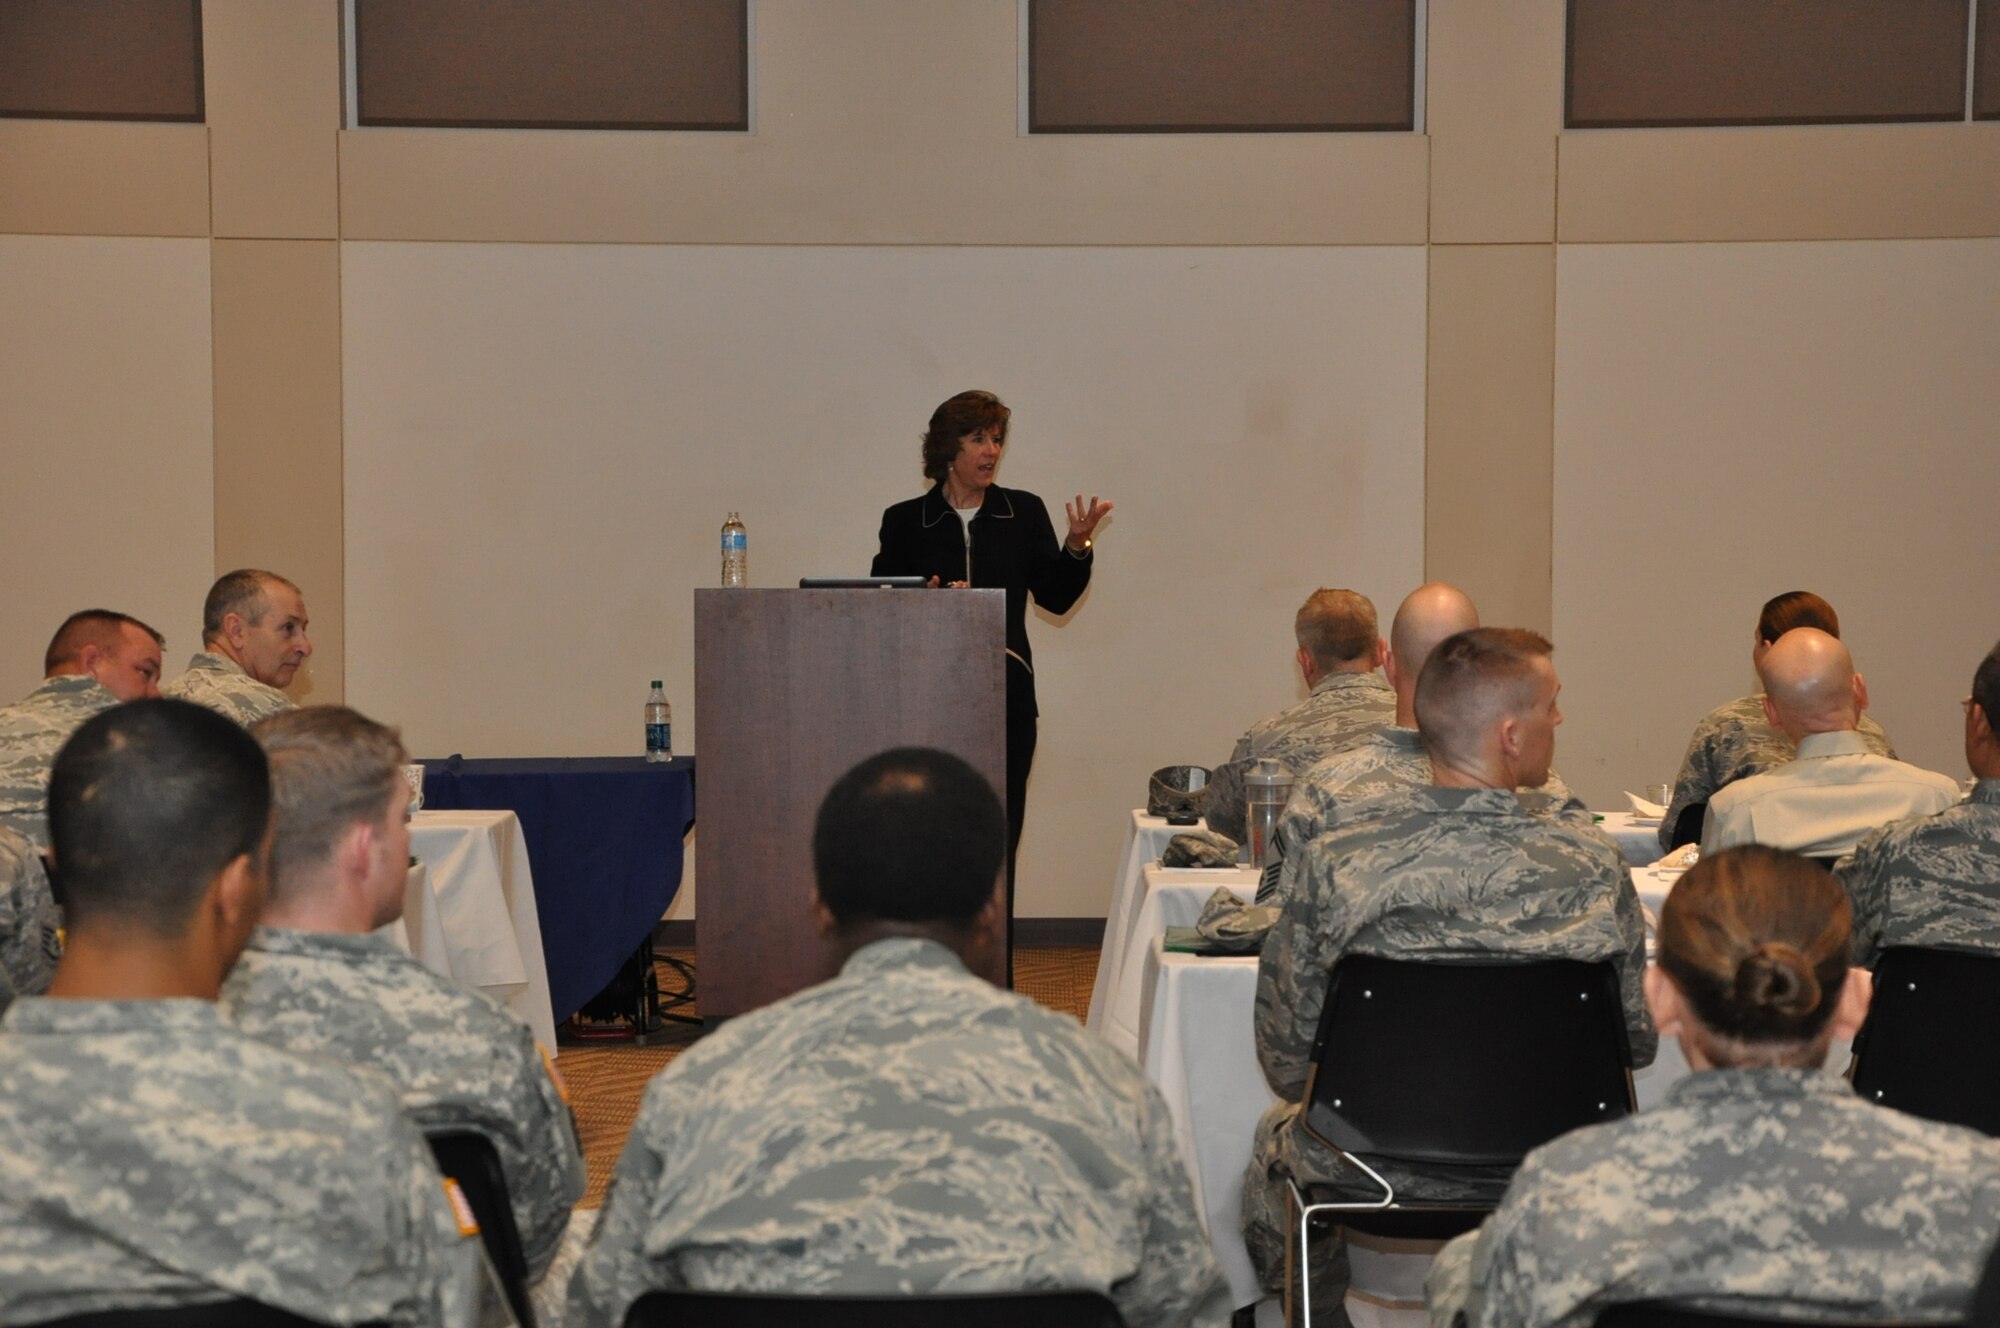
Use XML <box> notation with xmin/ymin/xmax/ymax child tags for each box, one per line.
<box><xmin>1850</xmin><ymin>946</ymin><xmax>2000</xmax><ymax>1137</ymax></box>
<box><xmin>47</xmin><ymin>1306</ymin><xmax>384</xmax><ymax>1328</ymax></box>
<box><xmin>1301</xmin><ymin>955</ymin><xmax>1634</xmax><ymax>1167</ymax></box>
<box><xmin>1596</xmin><ymin>1301</ymin><xmax>1947</xmax><ymax>1327</ymax></box>
<box><xmin>426</xmin><ymin>1129</ymin><xmax>536</xmax><ymax>1328</ymax></box>
<box><xmin>1668</xmin><ymin>801</ymin><xmax>1706</xmax><ymax>850</ymax></box>
<box><xmin>623</xmin><ymin>1290</ymin><xmax>1126</xmax><ymax>1328</ymax></box>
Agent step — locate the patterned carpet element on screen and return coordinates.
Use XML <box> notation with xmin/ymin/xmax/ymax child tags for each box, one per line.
<box><xmin>555</xmin><ymin>945</ymin><xmax>1101</xmax><ymax>1207</ymax></box>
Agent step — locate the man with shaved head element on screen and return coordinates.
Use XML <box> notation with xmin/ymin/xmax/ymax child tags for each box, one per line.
<box><xmin>162</xmin><ymin>570</ymin><xmax>312</xmax><ymax>725</ymax></box>
<box><xmin>1660</xmin><ymin>592</ymin><xmax>1895</xmax><ymax>850</ymax></box>
<box><xmin>1269</xmin><ymin>586</ymin><xmax>1573</xmax><ymax>899</ymax></box>
<box><xmin>1700</xmin><ymin>628</ymin><xmax>1958</xmax><ymax>858</ymax></box>
<box><xmin>1244</xmin><ymin>628</ymin><xmax>1651</xmax><ymax>1322</ymax></box>
<box><xmin>1203</xmin><ymin>588</ymin><xmax>1395</xmax><ymax>843</ymax></box>
<box><xmin>0</xmin><ymin>609</ymin><xmax>164</xmax><ymax>850</ymax></box>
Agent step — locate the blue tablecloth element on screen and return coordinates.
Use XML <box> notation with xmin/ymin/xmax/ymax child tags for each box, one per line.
<box><xmin>418</xmin><ymin>756</ymin><xmax>696</xmax><ymax>1023</ymax></box>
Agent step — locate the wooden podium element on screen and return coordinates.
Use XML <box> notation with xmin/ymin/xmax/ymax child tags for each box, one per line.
<box><xmin>693</xmin><ymin>587</ymin><xmax>1006</xmax><ymax>1017</ymax></box>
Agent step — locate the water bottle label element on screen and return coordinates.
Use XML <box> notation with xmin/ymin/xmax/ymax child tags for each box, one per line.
<box><xmin>647</xmin><ymin>722</ymin><xmax>671</xmax><ymax>753</ymax></box>
<box><xmin>722</xmin><ymin>531</ymin><xmax>747</xmax><ymax>551</ymax></box>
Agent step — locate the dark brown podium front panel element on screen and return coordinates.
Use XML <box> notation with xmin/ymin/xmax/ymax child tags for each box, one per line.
<box><xmin>694</xmin><ymin>588</ymin><xmax>1006</xmax><ymax>1017</ymax></box>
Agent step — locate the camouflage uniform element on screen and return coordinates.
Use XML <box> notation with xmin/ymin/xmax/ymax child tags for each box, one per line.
<box><xmin>1660</xmin><ymin>695</ymin><xmax>1895</xmax><ymax>851</ymax></box>
<box><xmin>0</xmin><ymin>674</ymin><xmax>119</xmax><ymax>850</ymax></box>
<box><xmin>1426</xmin><ymin>1068</ymin><xmax>2000</xmax><ymax>1328</ymax></box>
<box><xmin>1243</xmin><ymin>787</ymin><xmax>1654</xmax><ymax>1303</ymax></box>
<box><xmin>0</xmin><ymin>827</ymin><xmax>59</xmax><ymax>1000</ymax></box>
<box><xmin>160</xmin><ymin>650</ymin><xmax>294</xmax><ymax>726</ymax></box>
<box><xmin>1836</xmin><ymin>777</ymin><xmax>2000</xmax><ymax>967</ymax></box>
<box><xmin>1272</xmin><ymin>727</ymin><xmax>1577</xmax><ymax>905</ymax></box>
<box><xmin>568</xmin><ymin>937</ymin><xmax>1231</xmax><ymax>1328</ymax></box>
<box><xmin>0</xmin><ymin>996</ymin><xmax>480</xmax><ymax>1324</ymax></box>
<box><xmin>222</xmin><ymin>926</ymin><xmax>586</xmax><ymax>1283</ymax></box>
<box><xmin>1204</xmin><ymin>671</ymin><xmax>1396</xmax><ymax>843</ymax></box>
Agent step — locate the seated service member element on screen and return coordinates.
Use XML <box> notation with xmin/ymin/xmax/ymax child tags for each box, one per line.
<box><xmin>1426</xmin><ymin>846</ymin><xmax>2000</xmax><ymax>1328</ymax></box>
<box><xmin>1274</xmin><ymin>584</ymin><xmax>1576</xmax><ymax>898</ymax></box>
<box><xmin>1243</xmin><ymin>629</ymin><xmax>1653</xmax><ymax>1318</ymax></box>
<box><xmin>0</xmin><ymin>825</ymin><xmax>60</xmax><ymax>1002</ymax></box>
<box><xmin>569</xmin><ymin>747</ymin><xmax>1230</xmax><ymax>1328</ymax></box>
<box><xmin>1701</xmin><ymin>627</ymin><xmax>1959</xmax><ymax>859</ymax></box>
<box><xmin>1661</xmin><ymin>591</ymin><xmax>1895</xmax><ymax>850</ymax></box>
<box><xmin>0</xmin><ymin>608</ymin><xmax>164</xmax><ymax>849</ymax></box>
<box><xmin>1838</xmin><ymin>639</ymin><xmax>2000</xmax><ymax>966</ymax></box>
<box><xmin>0</xmin><ymin>699</ymin><xmax>481</xmax><ymax>1324</ymax></box>
<box><xmin>161</xmin><ymin>568</ymin><xmax>311</xmax><ymax>724</ymax></box>
<box><xmin>1204</xmin><ymin>587</ymin><xmax>1396</xmax><ymax>842</ymax></box>
<box><xmin>221</xmin><ymin>706</ymin><xmax>585</xmax><ymax>1288</ymax></box>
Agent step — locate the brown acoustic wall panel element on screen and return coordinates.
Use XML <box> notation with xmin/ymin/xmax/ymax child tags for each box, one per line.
<box><xmin>355</xmin><ymin>0</ymin><xmax>747</xmax><ymax>130</ymax></box>
<box><xmin>1979</xmin><ymin>0</ymin><xmax>2000</xmax><ymax>119</ymax></box>
<box><xmin>0</xmin><ymin>0</ymin><xmax>202</xmax><ymax>122</ymax></box>
<box><xmin>1567</xmin><ymin>0</ymin><xmax>1968</xmax><ymax>128</ymax></box>
<box><xmin>1030</xmin><ymin>0</ymin><xmax>1415</xmax><ymax>133</ymax></box>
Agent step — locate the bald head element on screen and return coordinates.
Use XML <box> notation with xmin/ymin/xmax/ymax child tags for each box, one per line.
<box><xmin>1387</xmin><ymin>583</ymin><xmax>1480</xmax><ymax>715</ymax></box>
<box><xmin>1758</xmin><ymin>628</ymin><xmax>1864</xmax><ymax>738</ymax></box>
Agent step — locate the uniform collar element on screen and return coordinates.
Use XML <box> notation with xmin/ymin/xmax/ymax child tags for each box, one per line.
<box><xmin>245</xmin><ymin>925</ymin><xmax>401</xmax><ymax>959</ymax></box>
<box><xmin>1407</xmin><ymin>785</ymin><xmax>1531</xmax><ymax>816</ymax></box>
<box><xmin>1969</xmin><ymin>777</ymin><xmax>2000</xmax><ymax>805</ymax></box>
<box><xmin>185</xmin><ymin>649</ymin><xmax>252</xmax><ymax>679</ymax></box>
<box><xmin>1794</xmin><ymin>729</ymin><xmax>1872</xmax><ymax>761</ymax></box>
<box><xmin>1381</xmin><ymin>726</ymin><xmax>1425</xmax><ymax>753</ymax></box>
<box><xmin>3</xmin><ymin>995</ymin><xmax>224</xmax><ymax>1036</ymax></box>
<box><xmin>1662</xmin><ymin>1065</ymin><xmax>1853</xmax><ymax>1109</ymax></box>
<box><xmin>1308</xmin><ymin>670</ymin><xmax>1386</xmax><ymax>697</ymax></box>
<box><xmin>920</xmin><ymin>483</ymin><xmax>1014</xmax><ymax>528</ymax></box>
<box><xmin>28</xmin><ymin>674</ymin><xmax>116</xmax><ymax>705</ymax></box>
<box><xmin>838</xmin><ymin>934</ymin><xmax>972</xmax><ymax>978</ymax></box>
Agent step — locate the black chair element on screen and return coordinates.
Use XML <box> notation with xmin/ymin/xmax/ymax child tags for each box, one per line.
<box><xmin>1668</xmin><ymin>802</ymin><xmax>1706</xmax><ymax>850</ymax></box>
<box><xmin>623</xmin><ymin>1289</ymin><xmax>1125</xmax><ymax>1327</ymax></box>
<box><xmin>1287</xmin><ymin>955</ymin><xmax>1637</xmax><ymax>1327</ymax></box>
<box><xmin>47</xmin><ymin>1306</ymin><xmax>385</xmax><ymax>1327</ymax></box>
<box><xmin>1598</xmin><ymin>1301</ymin><xmax>1951</xmax><ymax>1327</ymax></box>
<box><xmin>1850</xmin><ymin>946</ymin><xmax>2000</xmax><ymax>1136</ymax></box>
<box><xmin>426</xmin><ymin>1129</ymin><xmax>537</xmax><ymax>1328</ymax></box>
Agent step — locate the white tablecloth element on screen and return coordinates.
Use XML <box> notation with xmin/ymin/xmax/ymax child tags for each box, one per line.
<box><xmin>406</xmin><ymin>810</ymin><xmax>557</xmax><ymax>1048</ymax></box>
<box><xmin>1093</xmin><ymin>863</ymin><xmax>1261</xmax><ymax>1059</ymax></box>
<box><xmin>1596</xmin><ymin>811</ymin><xmax>1666</xmax><ymax>866</ymax></box>
<box><xmin>1085</xmin><ymin>809</ymin><xmax>1210</xmax><ymax>1034</ymax></box>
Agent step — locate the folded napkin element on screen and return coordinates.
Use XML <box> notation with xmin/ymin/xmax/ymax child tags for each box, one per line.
<box><xmin>1624</xmin><ymin>790</ymin><xmax>1667</xmax><ymax>820</ymax></box>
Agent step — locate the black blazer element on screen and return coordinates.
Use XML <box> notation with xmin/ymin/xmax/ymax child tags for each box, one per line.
<box><xmin>870</xmin><ymin>483</ymin><xmax>1092</xmax><ymax>683</ymax></box>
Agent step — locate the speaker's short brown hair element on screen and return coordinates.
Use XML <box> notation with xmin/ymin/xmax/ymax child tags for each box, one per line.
<box><xmin>252</xmin><ymin>706</ymin><xmax>407</xmax><ymax>905</ymax></box>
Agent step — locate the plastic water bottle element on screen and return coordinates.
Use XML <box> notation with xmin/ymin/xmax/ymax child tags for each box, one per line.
<box><xmin>721</xmin><ymin>511</ymin><xmax>748</xmax><ymax>587</ymax></box>
<box><xmin>645</xmin><ymin>681</ymin><xmax>673</xmax><ymax>763</ymax></box>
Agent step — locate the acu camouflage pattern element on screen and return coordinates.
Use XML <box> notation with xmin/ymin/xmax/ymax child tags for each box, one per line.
<box><xmin>1425</xmin><ymin>1068</ymin><xmax>2000</xmax><ymax>1328</ymax></box>
<box><xmin>0</xmin><ymin>996</ymin><xmax>480</xmax><ymax>1325</ymax></box>
<box><xmin>1242</xmin><ymin>787</ymin><xmax>1654</xmax><ymax>1297</ymax></box>
<box><xmin>1836</xmin><ymin>777</ymin><xmax>2000</xmax><ymax>967</ymax></box>
<box><xmin>568</xmin><ymin>937</ymin><xmax>1231</xmax><ymax>1328</ymax></box>
<box><xmin>1660</xmin><ymin>695</ymin><xmax>1895</xmax><ymax>851</ymax></box>
<box><xmin>160</xmin><ymin>650</ymin><xmax>294</xmax><ymax>727</ymax></box>
<box><xmin>1272</xmin><ymin>727</ymin><xmax>1578</xmax><ymax>904</ymax></box>
<box><xmin>221</xmin><ymin>927</ymin><xmax>586</xmax><ymax>1283</ymax></box>
<box><xmin>0</xmin><ymin>826</ymin><xmax>59</xmax><ymax>1000</ymax></box>
<box><xmin>1204</xmin><ymin>670</ymin><xmax>1396</xmax><ymax>842</ymax></box>
<box><xmin>0</xmin><ymin>674</ymin><xmax>119</xmax><ymax>850</ymax></box>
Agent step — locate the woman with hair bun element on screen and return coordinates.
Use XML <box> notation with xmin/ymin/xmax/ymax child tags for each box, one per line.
<box><xmin>1427</xmin><ymin>845</ymin><xmax>2000</xmax><ymax>1328</ymax></box>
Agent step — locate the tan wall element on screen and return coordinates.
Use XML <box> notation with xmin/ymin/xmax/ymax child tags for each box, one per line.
<box><xmin>3</xmin><ymin>0</ymin><xmax>1998</xmax><ymax>911</ymax></box>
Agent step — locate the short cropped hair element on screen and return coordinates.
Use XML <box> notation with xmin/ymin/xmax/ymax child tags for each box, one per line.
<box><xmin>253</xmin><ymin>707</ymin><xmax>407</xmax><ymax>905</ymax></box>
<box><xmin>202</xmin><ymin>569</ymin><xmax>298</xmax><ymax>643</ymax></box>
<box><xmin>44</xmin><ymin>610</ymin><xmax>165</xmax><ymax>675</ymax></box>
<box><xmin>1973</xmin><ymin>639</ymin><xmax>2000</xmax><ymax>729</ymax></box>
<box><xmin>1414</xmin><ymin>627</ymin><xmax>1554</xmax><ymax>766</ymax></box>
<box><xmin>1294</xmin><ymin>589</ymin><xmax>1378</xmax><ymax>669</ymax></box>
<box><xmin>49</xmin><ymin>699</ymin><xmax>270</xmax><ymax>938</ymax></box>
<box><xmin>1756</xmin><ymin>591</ymin><xmax>1839</xmax><ymax>644</ymax></box>
<box><xmin>920</xmin><ymin>391</ymin><xmax>1011</xmax><ymax>484</ymax></box>
<box><xmin>1658</xmin><ymin>845</ymin><xmax>1850</xmax><ymax>1057</ymax></box>
<box><xmin>812</xmin><ymin>747</ymin><xmax>1006</xmax><ymax>928</ymax></box>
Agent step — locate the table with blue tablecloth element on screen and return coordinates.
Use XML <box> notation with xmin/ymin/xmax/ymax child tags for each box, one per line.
<box><xmin>418</xmin><ymin>756</ymin><xmax>697</xmax><ymax>1024</ymax></box>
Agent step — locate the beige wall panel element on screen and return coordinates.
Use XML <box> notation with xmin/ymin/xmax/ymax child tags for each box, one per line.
<box><xmin>205</xmin><ymin>0</ymin><xmax>342</xmax><ymax>239</ymax></box>
<box><xmin>0</xmin><ymin>121</ymin><xmax>208</xmax><ymax>236</ymax></box>
<box><xmin>1559</xmin><ymin>125</ymin><xmax>2000</xmax><ymax>242</ymax></box>
<box><xmin>339</xmin><ymin>0</ymin><xmax>1428</xmax><ymax>245</ymax></box>
<box><xmin>1425</xmin><ymin>244</ymin><xmax>1556</xmax><ymax>635</ymax></box>
<box><xmin>1552</xmin><ymin>239</ymin><xmax>2000</xmax><ymax>809</ymax></box>
<box><xmin>341</xmin><ymin>241</ymin><xmax>1428</xmax><ymax>915</ymax></box>
<box><xmin>1427</xmin><ymin>0</ymin><xmax>1563</xmax><ymax>243</ymax></box>
<box><xmin>211</xmin><ymin>239</ymin><xmax>344</xmax><ymax>705</ymax></box>
<box><xmin>0</xmin><ymin>236</ymin><xmax>215</xmax><ymax>699</ymax></box>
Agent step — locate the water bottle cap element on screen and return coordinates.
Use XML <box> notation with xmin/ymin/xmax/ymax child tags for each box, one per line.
<box><xmin>650</xmin><ymin>679</ymin><xmax>662</xmax><ymax>688</ymax></box>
